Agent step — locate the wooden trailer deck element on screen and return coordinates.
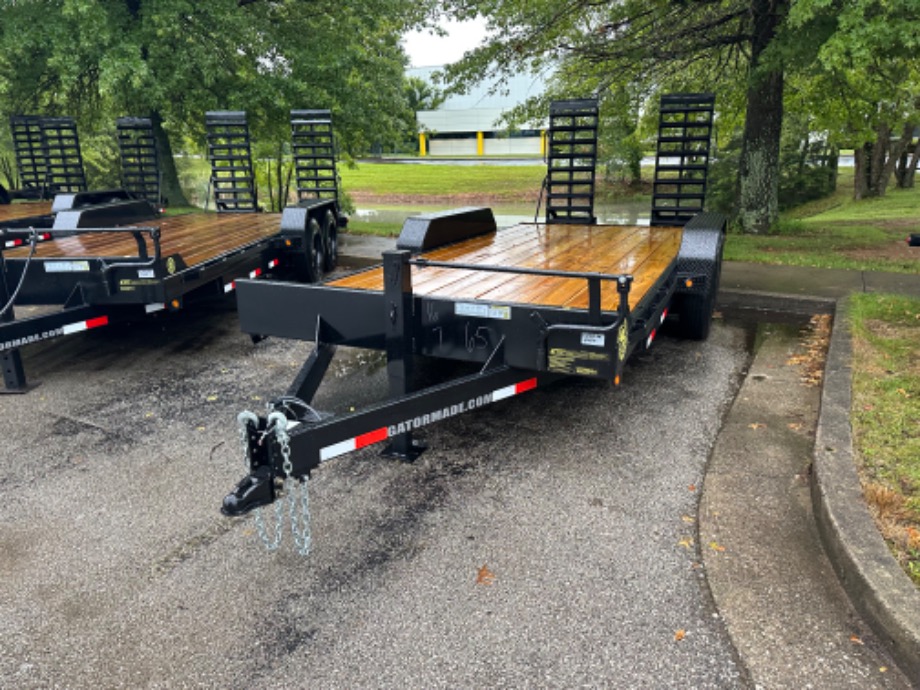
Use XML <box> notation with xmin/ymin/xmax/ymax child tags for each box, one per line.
<box><xmin>3</xmin><ymin>211</ymin><xmax>282</xmax><ymax>267</ymax></box>
<box><xmin>0</xmin><ymin>201</ymin><xmax>53</xmax><ymax>223</ymax></box>
<box><xmin>329</xmin><ymin>222</ymin><xmax>683</xmax><ymax>311</ymax></box>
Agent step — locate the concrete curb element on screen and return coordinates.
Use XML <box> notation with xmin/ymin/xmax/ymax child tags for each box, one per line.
<box><xmin>812</xmin><ymin>298</ymin><xmax>920</xmax><ymax>683</ymax></box>
<box><xmin>717</xmin><ymin>288</ymin><xmax>835</xmax><ymax>317</ymax></box>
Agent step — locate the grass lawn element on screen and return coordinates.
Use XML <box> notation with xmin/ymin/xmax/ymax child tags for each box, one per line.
<box><xmin>724</xmin><ymin>170</ymin><xmax>919</xmax><ymax>274</ymax></box>
<box><xmin>340</xmin><ymin>162</ymin><xmax>546</xmax><ymax>198</ymax></box>
<box><xmin>849</xmin><ymin>294</ymin><xmax>920</xmax><ymax>585</ymax></box>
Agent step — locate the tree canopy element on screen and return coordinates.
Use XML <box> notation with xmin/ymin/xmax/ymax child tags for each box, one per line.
<box><xmin>438</xmin><ymin>0</ymin><xmax>920</xmax><ymax>230</ymax></box>
<box><xmin>0</xmin><ymin>0</ymin><xmax>432</xmax><ymax>203</ymax></box>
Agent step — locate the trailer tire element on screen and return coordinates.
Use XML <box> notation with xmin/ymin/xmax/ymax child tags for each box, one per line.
<box><xmin>322</xmin><ymin>209</ymin><xmax>338</xmax><ymax>272</ymax></box>
<box><xmin>0</xmin><ymin>183</ymin><xmax>10</xmax><ymax>205</ymax></box>
<box><xmin>306</xmin><ymin>217</ymin><xmax>325</xmax><ymax>283</ymax></box>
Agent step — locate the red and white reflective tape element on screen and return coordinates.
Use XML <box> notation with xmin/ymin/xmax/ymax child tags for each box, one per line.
<box><xmin>62</xmin><ymin>315</ymin><xmax>109</xmax><ymax>335</ymax></box>
<box><xmin>645</xmin><ymin>308</ymin><xmax>669</xmax><ymax>349</ymax></box>
<box><xmin>491</xmin><ymin>377</ymin><xmax>538</xmax><ymax>401</ymax></box>
<box><xmin>319</xmin><ymin>377</ymin><xmax>539</xmax><ymax>462</ymax></box>
<box><xmin>320</xmin><ymin>427</ymin><xmax>389</xmax><ymax>462</ymax></box>
<box><xmin>233</xmin><ymin>260</ymin><xmax>278</xmax><ymax>287</ymax></box>
<box><xmin>3</xmin><ymin>233</ymin><xmax>51</xmax><ymax>248</ymax></box>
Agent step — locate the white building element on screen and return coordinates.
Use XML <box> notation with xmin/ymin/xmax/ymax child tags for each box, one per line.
<box><xmin>409</xmin><ymin>66</ymin><xmax>548</xmax><ymax>157</ymax></box>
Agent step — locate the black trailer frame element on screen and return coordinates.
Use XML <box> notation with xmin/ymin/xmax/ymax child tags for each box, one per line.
<box><xmin>220</xmin><ymin>208</ymin><xmax>726</xmax><ymax>521</ymax></box>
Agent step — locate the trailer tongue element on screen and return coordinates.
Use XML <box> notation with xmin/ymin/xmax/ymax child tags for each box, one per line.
<box><xmin>221</xmin><ymin>94</ymin><xmax>724</xmax><ymax>556</ymax></box>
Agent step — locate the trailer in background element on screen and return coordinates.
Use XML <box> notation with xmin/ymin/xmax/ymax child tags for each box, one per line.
<box><xmin>1</xmin><ymin>110</ymin><xmax>344</xmax><ymax>393</ymax></box>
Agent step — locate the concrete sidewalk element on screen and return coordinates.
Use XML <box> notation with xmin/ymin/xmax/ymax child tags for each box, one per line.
<box><xmin>335</xmin><ymin>232</ymin><xmax>920</xmax><ymax>685</ymax></box>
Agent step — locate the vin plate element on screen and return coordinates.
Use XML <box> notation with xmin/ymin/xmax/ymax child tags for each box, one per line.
<box><xmin>581</xmin><ymin>333</ymin><xmax>605</xmax><ymax>347</ymax></box>
<box><xmin>455</xmin><ymin>303</ymin><xmax>511</xmax><ymax>320</ymax></box>
<box><xmin>45</xmin><ymin>261</ymin><xmax>90</xmax><ymax>273</ymax></box>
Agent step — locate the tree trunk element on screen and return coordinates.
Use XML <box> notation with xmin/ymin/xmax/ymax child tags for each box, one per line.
<box><xmin>854</xmin><ymin>122</ymin><xmax>911</xmax><ymax>199</ymax></box>
<box><xmin>853</xmin><ymin>145</ymin><xmax>870</xmax><ymax>200</ymax></box>
<box><xmin>737</xmin><ymin>0</ymin><xmax>786</xmax><ymax>234</ymax></box>
<box><xmin>896</xmin><ymin>128</ymin><xmax>920</xmax><ymax>189</ymax></box>
<box><xmin>150</xmin><ymin>110</ymin><xmax>189</xmax><ymax>208</ymax></box>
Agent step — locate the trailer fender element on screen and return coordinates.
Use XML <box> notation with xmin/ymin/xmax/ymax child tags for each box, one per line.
<box><xmin>675</xmin><ymin>212</ymin><xmax>725</xmax><ymax>292</ymax></box>
<box><xmin>673</xmin><ymin>211</ymin><xmax>726</xmax><ymax>340</ymax></box>
<box><xmin>397</xmin><ymin>207</ymin><xmax>497</xmax><ymax>253</ymax></box>
<box><xmin>280</xmin><ymin>205</ymin><xmax>325</xmax><ymax>282</ymax></box>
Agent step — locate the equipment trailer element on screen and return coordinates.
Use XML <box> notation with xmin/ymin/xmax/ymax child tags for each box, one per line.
<box><xmin>1</xmin><ymin>110</ymin><xmax>343</xmax><ymax>392</ymax></box>
<box><xmin>220</xmin><ymin>95</ymin><xmax>723</xmax><ymax>556</ymax></box>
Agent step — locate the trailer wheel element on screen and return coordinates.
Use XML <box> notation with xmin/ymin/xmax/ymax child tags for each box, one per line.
<box><xmin>306</xmin><ymin>217</ymin><xmax>325</xmax><ymax>283</ymax></box>
<box><xmin>322</xmin><ymin>209</ymin><xmax>338</xmax><ymax>272</ymax></box>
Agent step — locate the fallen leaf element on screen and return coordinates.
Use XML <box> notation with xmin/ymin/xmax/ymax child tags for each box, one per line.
<box><xmin>674</xmin><ymin>629</ymin><xmax>686</xmax><ymax>642</ymax></box>
<box><xmin>688</xmin><ymin>484</ymin><xmax>697</xmax><ymax>492</ymax></box>
<box><xmin>709</xmin><ymin>541</ymin><xmax>726</xmax><ymax>552</ymax></box>
<box><xmin>880</xmin><ymin>666</ymin><xmax>888</xmax><ymax>673</ymax></box>
<box><xmin>681</xmin><ymin>515</ymin><xmax>695</xmax><ymax>524</ymax></box>
<box><xmin>196</xmin><ymin>426</ymin><xmax>206</xmax><ymax>432</ymax></box>
<box><xmin>748</xmin><ymin>423</ymin><xmax>766</xmax><ymax>430</ymax></box>
<box><xmin>850</xmin><ymin>634</ymin><xmax>864</xmax><ymax>645</ymax></box>
<box><xmin>145</xmin><ymin>412</ymin><xmax>154</xmax><ymax>418</ymax></box>
<box><xmin>678</xmin><ymin>537</ymin><xmax>694</xmax><ymax>549</ymax></box>
<box><xmin>897</xmin><ymin>388</ymin><xmax>910</xmax><ymax>398</ymax></box>
<box><xmin>206</xmin><ymin>395</ymin><xmax>218</xmax><ymax>402</ymax></box>
<box><xmin>476</xmin><ymin>565</ymin><xmax>496</xmax><ymax>586</ymax></box>
<box><xmin>787</xmin><ymin>422</ymin><xmax>803</xmax><ymax>431</ymax></box>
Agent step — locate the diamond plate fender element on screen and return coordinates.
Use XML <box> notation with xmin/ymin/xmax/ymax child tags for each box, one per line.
<box><xmin>675</xmin><ymin>211</ymin><xmax>726</xmax><ymax>298</ymax></box>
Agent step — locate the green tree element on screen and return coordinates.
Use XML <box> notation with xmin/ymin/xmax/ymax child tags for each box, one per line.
<box><xmin>785</xmin><ymin>0</ymin><xmax>920</xmax><ymax>198</ymax></box>
<box><xmin>405</xmin><ymin>75</ymin><xmax>445</xmax><ymax>113</ymax></box>
<box><xmin>440</xmin><ymin>0</ymin><xmax>920</xmax><ymax>230</ymax></box>
<box><xmin>0</xmin><ymin>0</ymin><xmax>430</xmax><ymax>205</ymax></box>
<box><xmin>440</xmin><ymin>1</ymin><xmax>785</xmax><ymax>233</ymax></box>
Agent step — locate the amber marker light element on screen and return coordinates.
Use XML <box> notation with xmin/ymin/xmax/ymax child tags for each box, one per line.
<box><xmin>285</xmin><ymin>239</ymin><xmax>292</xmax><ymax>246</ymax></box>
<box><xmin>684</xmin><ymin>279</ymin><xmax>693</xmax><ymax>288</ymax></box>
<box><xmin>614</xmin><ymin>375</ymin><xmax>621</xmax><ymax>386</ymax></box>
<box><xmin>171</xmin><ymin>299</ymin><xmax>180</xmax><ymax>309</ymax></box>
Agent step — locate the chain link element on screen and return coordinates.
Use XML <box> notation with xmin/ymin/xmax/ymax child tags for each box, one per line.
<box><xmin>236</xmin><ymin>410</ymin><xmax>311</xmax><ymax>555</ymax></box>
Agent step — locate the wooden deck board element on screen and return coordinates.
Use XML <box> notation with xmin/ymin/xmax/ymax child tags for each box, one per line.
<box><xmin>4</xmin><ymin>212</ymin><xmax>282</xmax><ymax>268</ymax></box>
<box><xmin>0</xmin><ymin>202</ymin><xmax>53</xmax><ymax>223</ymax></box>
<box><xmin>329</xmin><ymin>223</ymin><xmax>683</xmax><ymax>311</ymax></box>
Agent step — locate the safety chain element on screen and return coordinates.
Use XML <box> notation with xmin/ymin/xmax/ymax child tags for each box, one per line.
<box><xmin>236</xmin><ymin>410</ymin><xmax>312</xmax><ymax>556</ymax></box>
